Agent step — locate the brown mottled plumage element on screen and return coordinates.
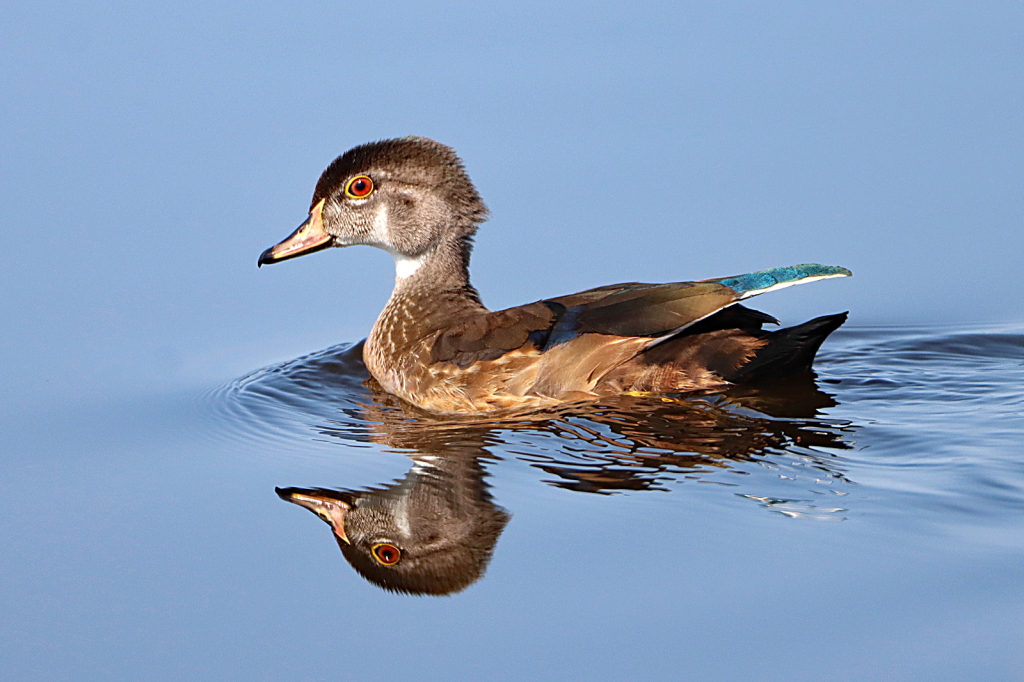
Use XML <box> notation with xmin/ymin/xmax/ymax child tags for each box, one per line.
<box><xmin>259</xmin><ymin>137</ymin><xmax>850</xmax><ymax>414</ymax></box>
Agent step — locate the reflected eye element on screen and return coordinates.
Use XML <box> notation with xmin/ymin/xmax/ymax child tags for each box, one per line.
<box><xmin>371</xmin><ymin>543</ymin><xmax>401</xmax><ymax>565</ymax></box>
<box><xmin>345</xmin><ymin>175</ymin><xmax>374</xmax><ymax>198</ymax></box>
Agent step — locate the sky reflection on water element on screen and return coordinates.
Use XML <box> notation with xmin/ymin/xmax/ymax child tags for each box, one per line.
<box><xmin>4</xmin><ymin>325</ymin><xmax>1023</xmax><ymax>679</ymax></box>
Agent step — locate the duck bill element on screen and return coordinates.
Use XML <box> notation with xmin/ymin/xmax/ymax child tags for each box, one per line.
<box><xmin>276</xmin><ymin>487</ymin><xmax>351</xmax><ymax>544</ymax></box>
<box><xmin>258</xmin><ymin>198</ymin><xmax>331</xmax><ymax>266</ymax></box>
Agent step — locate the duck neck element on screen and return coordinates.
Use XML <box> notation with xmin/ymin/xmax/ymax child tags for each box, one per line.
<box><xmin>367</xmin><ymin>235</ymin><xmax>487</xmax><ymax>367</ymax></box>
<box><xmin>392</xmin><ymin>234</ymin><xmax>475</xmax><ymax>295</ymax></box>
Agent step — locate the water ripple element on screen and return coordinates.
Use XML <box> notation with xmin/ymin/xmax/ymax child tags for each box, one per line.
<box><xmin>204</xmin><ymin>324</ymin><xmax>1024</xmax><ymax>533</ymax></box>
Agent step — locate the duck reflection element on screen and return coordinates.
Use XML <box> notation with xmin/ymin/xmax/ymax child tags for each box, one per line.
<box><xmin>272</xmin><ymin>345</ymin><xmax>852</xmax><ymax>595</ymax></box>
<box><xmin>277</xmin><ymin>444</ymin><xmax>509</xmax><ymax>596</ymax></box>
<box><xmin>527</xmin><ymin>380</ymin><xmax>851</xmax><ymax>494</ymax></box>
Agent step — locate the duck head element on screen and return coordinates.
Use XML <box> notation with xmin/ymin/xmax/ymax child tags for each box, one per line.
<box><xmin>277</xmin><ymin>453</ymin><xmax>510</xmax><ymax>596</ymax></box>
<box><xmin>258</xmin><ymin>137</ymin><xmax>489</xmax><ymax>282</ymax></box>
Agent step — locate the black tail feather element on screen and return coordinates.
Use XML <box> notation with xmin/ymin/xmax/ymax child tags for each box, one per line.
<box><xmin>729</xmin><ymin>312</ymin><xmax>848</xmax><ymax>383</ymax></box>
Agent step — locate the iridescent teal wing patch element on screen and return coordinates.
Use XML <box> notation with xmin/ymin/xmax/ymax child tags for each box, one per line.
<box><xmin>713</xmin><ymin>264</ymin><xmax>852</xmax><ymax>299</ymax></box>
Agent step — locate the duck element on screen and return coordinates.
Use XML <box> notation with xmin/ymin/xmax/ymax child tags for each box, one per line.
<box><xmin>258</xmin><ymin>137</ymin><xmax>851</xmax><ymax>414</ymax></box>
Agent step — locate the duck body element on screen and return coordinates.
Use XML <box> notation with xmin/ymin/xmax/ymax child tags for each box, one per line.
<box><xmin>259</xmin><ymin>137</ymin><xmax>851</xmax><ymax>415</ymax></box>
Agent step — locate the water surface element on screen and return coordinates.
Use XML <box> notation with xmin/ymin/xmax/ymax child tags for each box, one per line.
<box><xmin>4</xmin><ymin>325</ymin><xmax>1023</xmax><ymax>680</ymax></box>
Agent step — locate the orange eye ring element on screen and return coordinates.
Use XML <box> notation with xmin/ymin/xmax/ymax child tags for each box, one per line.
<box><xmin>371</xmin><ymin>543</ymin><xmax>401</xmax><ymax>565</ymax></box>
<box><xmin>345</xmin><ymin>175</ymin><xmax>374</xmax><ymax>198</ymax></box>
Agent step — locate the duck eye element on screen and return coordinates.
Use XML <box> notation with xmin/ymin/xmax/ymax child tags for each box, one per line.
<box><xmin>345</xmin><ymin>175</ymin><xmax>374</xmax><ymax>198</ymax></box>
<box><xmin>371</xmin><ymin>543</ymin><xmax>400</xmax><ymax>565</ymax></box>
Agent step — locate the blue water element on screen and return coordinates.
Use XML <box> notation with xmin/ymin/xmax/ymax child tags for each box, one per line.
<box><xmin>5</xmin><ymin>324</ymin><xmax>1022</xmax><ymax>681</ymax></box>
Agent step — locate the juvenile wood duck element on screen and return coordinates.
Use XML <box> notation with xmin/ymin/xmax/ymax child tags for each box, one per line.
<box><xmin>259</xmin><ymin>137</ymin><xmax>851</xmax><ymax>414</ymax></box>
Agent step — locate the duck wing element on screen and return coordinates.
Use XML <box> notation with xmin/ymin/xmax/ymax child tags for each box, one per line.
<box><xmin>547</xmin><ymin>263</ymin><xmax>851</xmax><ymax>346</ymax></box>
<box><xmin>430</xmin><ymin>301</ymin><xmax>558</xmax><ymax>368</ymax></box>
<box><xmin>430</xmin><ymin>264</ymin><xmax>851</xmax><ymax>368</ymax></box>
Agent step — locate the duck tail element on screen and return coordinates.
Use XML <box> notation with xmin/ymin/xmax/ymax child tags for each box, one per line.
<box><xmin>730</xmin><ymin>312</ymin><xmax>848</xmax><ymax>382</ymax></box>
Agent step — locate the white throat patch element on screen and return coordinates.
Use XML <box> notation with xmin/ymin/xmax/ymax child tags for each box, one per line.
<box><xmin>393</xmin><ymin>252</ymin><xmax>428</xmax><ymax>281</ymax></box>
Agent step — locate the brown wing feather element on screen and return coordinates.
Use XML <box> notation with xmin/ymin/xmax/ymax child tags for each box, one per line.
<box><xmin>543</xmin><ymin>281</ymin><xmax>739</xmax><ymax>341</ymax></box>
<box><xmin>431</xmin><ymin>301</ymin><xmax>556</xmax><ymax>368</ymax></box>
<box><xmin>571</xmin><ymin>283</ymin><xmax>738</xmax><ymax>337</ymax></box>
<box><xmin>430</xmin><ymin>281</ymin><xmax>745</xmax><ymax>372</ymax></box>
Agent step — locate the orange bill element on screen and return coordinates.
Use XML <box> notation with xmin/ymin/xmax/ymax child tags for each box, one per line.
<box><xmin>258</xmin><ymin>198</ymin><xmax>331</xmax><ymax>266</ymax></box>
<box><xmin>276</xmin><ymin>487</ymin><xmax>351</xmax><ymax>544</ymax></box>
